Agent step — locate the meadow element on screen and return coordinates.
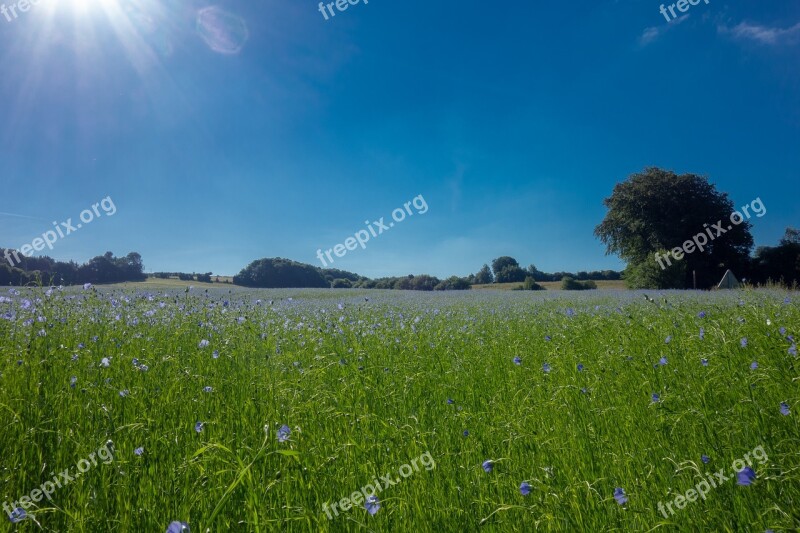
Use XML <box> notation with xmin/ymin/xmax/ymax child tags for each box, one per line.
<box><xmin>0</xmin><ymin>286</ymin><xmax>798</xmax><ymax>532</ymax></box>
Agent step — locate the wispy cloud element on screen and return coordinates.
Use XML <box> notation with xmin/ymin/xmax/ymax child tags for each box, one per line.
<box><xmin>639</xmin><ymin>16</ymin><xmax>689</xmax><ymax>47</ymax></box>
<box><xmin>0</xmin><ymin>211</ymin><xmax>47</xmax><ymax>221</ymax></box>
<box><xmin>719</xmin><ymin>21</ymin><xmax>800</xmax><ymax>46</ymax></box>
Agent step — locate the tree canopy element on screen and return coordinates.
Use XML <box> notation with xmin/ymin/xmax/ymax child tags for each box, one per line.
<box><xmin>595</xmin><ymin>167</ymin><xmax>753</xmax><ymax>288</ymax></box>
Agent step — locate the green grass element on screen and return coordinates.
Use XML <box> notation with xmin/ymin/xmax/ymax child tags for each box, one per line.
<box><xmin>0</xmin><ymin>287</ymin><xmax>798</xmax><ymax>531</ymax></box>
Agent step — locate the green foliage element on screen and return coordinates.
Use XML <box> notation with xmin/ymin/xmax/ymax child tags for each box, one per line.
<box><xmin>750</xmin><ymin>228</ymin><xmax>800</xmax><ymax>287</ymax></box>
<box><xmin>523</xmin><ymin>276</ymin><xmax>545</xmax><ymax>290</ymax></box>
<box><xmin>474</xmin><ymin>264</ymin><xmax>494</xmax><ymax>284</ymax></box>
<box><xmin>560</xmin><ymin>276</ymin><xmax>597</xmax><ymax>290</ymax></box>
<box><xmin>321</xmin><ymin>268</ymin><xmax>363</xmax><ymax>284</ymax></box>
<box><xmin>0</xmin><ymin>249</ymin><xmax>145</xmax><ymax>286</ymax></box>
<box><xmin>491</xmin><ymin>257</ymin><xmax>527</xmax><ymax>283</ymax></box>
<box><xmin>434</xmin><ymin>276</ymin><xmax>471</xmax><ymax>291</ymax></box>
<box><xmin>331</xmin><ymin>278</ymin><xmax>352</xmax><ymax>288</ymax></box>
<box><xmin>234</xmin><ymin>258</ymin><xmax>329</xmax><ymax>288</ymax></box>
<box><xmin>625</xmin><ymin>251</ymin><xmax>688</xmax><ymax>289</ymax></box>
<box><xmin>594</xmin><ymin>167</ymin><xmax>753</xmax><ymax>288</ymax></box>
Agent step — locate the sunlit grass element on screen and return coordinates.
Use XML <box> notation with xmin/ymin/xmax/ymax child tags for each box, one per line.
<box><xmin>0</xmin><ymin>288</ymin><xmax>797</xmax><ymax>531</ymax></box>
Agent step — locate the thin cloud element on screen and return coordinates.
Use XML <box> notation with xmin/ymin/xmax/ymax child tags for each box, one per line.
<box><xmin>719</xmin><ymin>21</ymin><xmax>800</xmax><ymax>46</ymax></box>
<box><xmin>0</xmin><ymin>211</ymin><xmax>47</xmax><ymax>221</ymax></box>
<box><xmin>639</xmin><ymin>15</ymin><xmax>689</xmax><ymax>47</ymax></box>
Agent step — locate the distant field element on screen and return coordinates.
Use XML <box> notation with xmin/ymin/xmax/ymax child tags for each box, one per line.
<box><xmin>1</xmin><ymin>286</ymin><xmax>797</xmax><ymax>531</ymax></box>
<box><xmin>105</xmin><ymin>276</ymin><xmax>236</xmax><ymax>289</ymax></box>
<box><xmin>472</xmin><ymin>279</ymin><xmax>628</xmax><ymax>290</ymax></box>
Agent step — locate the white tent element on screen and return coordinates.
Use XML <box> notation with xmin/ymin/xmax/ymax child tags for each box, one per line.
<box><xmin>717</xmin><ymin>269</ymin><xmax>740</xmax><ymax>289</ymax></box>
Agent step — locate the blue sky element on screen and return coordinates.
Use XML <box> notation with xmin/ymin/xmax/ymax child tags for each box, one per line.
<box><xmin>0</xmin><ymin>0</ymin><xmax>798</xmax><ymax>278</ymax></box>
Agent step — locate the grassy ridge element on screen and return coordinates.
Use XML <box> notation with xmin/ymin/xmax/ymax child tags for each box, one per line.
<box><xmin>0</xmin><ymin>288</ymin><xmax>797</xmax><ymax>531</ymax></box>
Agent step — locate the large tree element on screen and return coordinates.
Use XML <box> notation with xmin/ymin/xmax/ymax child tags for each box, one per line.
<box><xmin>594</xmin><ymin>168</ymin><xmax>753</xmax><ymax>288</ymax></box>
<box><xmin>474</xmin><ymin>264</ymin><xmax>493</xmax><ymax>284</ymax></box>
<box><xmin>491</xmin><ymin>256</ymin><xmax>527</xmax><ymax>283</ymax></box>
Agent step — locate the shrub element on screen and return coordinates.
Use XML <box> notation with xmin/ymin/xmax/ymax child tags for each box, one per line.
<box><xmin>523</xmin><ymin>276</ymin><xmax>546</xmax><ymax>291</ymax></box>
<box><xmin>561</xmin><ymin>276</ymin><xmax>596</xmax><ymax>291</ymax></box>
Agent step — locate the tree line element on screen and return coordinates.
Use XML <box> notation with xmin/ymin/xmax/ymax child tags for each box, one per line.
<box><xmin>4</xmin><ymin>169</ymin><xmax>797</xmax><ymax>292</ymax></box>
<box><xmin>0</xmin><ymin>250</ymin><xmax>146</xmax><ymax>286</ymax></box>
<box><xmin>232</xmin><ymin>257</ymin><xmax>621</xmax><ymax>291</ymax></box>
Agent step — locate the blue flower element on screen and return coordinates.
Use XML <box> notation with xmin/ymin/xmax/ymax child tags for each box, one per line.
<box><xmin>577</xmin><ymin>363</ymin><xmax>584</xmax><ymax>371</ymax></box>
<box><xmin>119</xmin><ymin>390</ymin><xmax>130</xmax><ymax>397</ymax></box>
<box><xmin>750</xmin><ymin>361</ymin><xmax>758</xmax><ymax>370</ymax></box>
<box><xmin>780</xmin><ymin>327</ymin><xmax>787</xmax><ymax>335</ymax></box>
<box><xmin>482</xmin><ymin>460</ymin><xmax>493</xmax><ymax>473</ymax></box>
<box><xmin>659</xmin><ymin>357</ymin><xmax>668</xmax><ymax>366</ymax></box>
<box><xmin>520</xmin><ymin>481</ymin><xmax>532</xmax><ymax>496</ymax></box>
<box><xmin>701</xmin><ymin>455</ymin><xmax>710</xmax><ymax>464</ymax></box>
<box><xmin>101</xmin><ymin>357</ymin><xmax>110</xmax><ymax>368</ymax></box>
<box><xmin>542</xmin><ymin>363</ymin><xmax>551</xmax><ymax>373</ymax></box>
<box><xmin>212</xmin><ymin>350</ymin><xmax>220</xmax><ymax>359</ymax></box>
<box><xmin>544</xmin><ymin>335</ymin><xmax>551</xmax><ymax>341</ymax></box>
<box><xmin>447</xmin><ymin>398</ymin><xmax>455</xmax><ymax>405</ymax></box>
<box><xmin>203</xmin><ymin>386</ymin><xmax>213</xmax><ymax>393</ymax></box>
<box><xmin>665</xmin><ymin>336</ymin><xmax>672</xmax><ymax>344</ymax></box>
<box><xmin>701</xmin><ymin>358</ymin><xmax>709</xmax><ymax>367</ymax></box>
<box><xmin>198</xmin><ymin>340</ymin><xmax>210</xmax><ymax>348</ymax></box>
<box><xmin>780</xmin><ymin>402</ymin><xmax>790</xmax><ymax>416</ymax></box>
<box><xmin>134</xmin><ymin>447</ymin><xmax>144</xmax><ymax>456</ymax></box>
<box><xmin>566</xmin><ymin>308</ymin><xmax>575</xmax><ymax>317</ymax></box>
<box><xmin>8</xmin><ymin>507</ymin><xmax>26</xmax><ymax>523</ymax></box>
<box><xmin>83</xmin><ymin>283</ymin><xmax>92</xmax><ymax>290</ymax></box>
<box><xmin>70</xmin><ymin>376</ymin><xmax>77</xmax><ymax>388</ymax></box>
<box><xmin>699</xmin><ymin>327</ymin><xmax>705</xmax><ymax>340</ymax></box>
<box><xmin>789</xmin><ymin>344</ymin><xmax>797</xmax><ymax>357</ymax></box>
<box><xmin>741</xmin><ymin>338</ymin><xmax>748</xmax><ymax>348</ymax></box>
<box><xmin>736</xmin><ymin>466</ymin><xmax>756</xmax><ymax>486</ymax></box>
<box><xmin>651</xmin><ymin>393</ymin><xmax>660</xmax><ymax>403</ymax></box>
<box><xmin>613</xmin><ymin>487</ymin><xmax>627</xmax><ymax>505</ymax></box>
<box><xmin>463</xmin><ymin>430</ymin><xmax>469</xmax><ymax>437</ymax></box>
<box><xmin>166</xmin><ymin>522</ymin><xmax>190</xmax><ymax>533</ymax></box>
<box><xmin>698</xmin><ymin>311</ymin><xmax>706</xmax><ymax>318</ymax></box>
<box><xmin>364</xmin><ymin>495</ymin><xmax>380</xmax><ymax>516</ymax></box>
<box><xmin>513</xmin><ymin>357</ymin><xmax>522</xmax><ymax>365</ymax></box>
<box><xmin>277</xmin><ymin>424</ymin><xmax>291</xmax><ymax>442</ymax></box>
<box><xmin>195</xmin><ymin>422</ymin><xmax>204</xmax><ymax>433</ymax></box>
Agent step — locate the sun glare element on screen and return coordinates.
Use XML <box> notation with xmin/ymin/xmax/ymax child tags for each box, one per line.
<box><xmin>68</xmin><ymin>0</ymin><xmax>115</xmax><ymax>13</ymax></box>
